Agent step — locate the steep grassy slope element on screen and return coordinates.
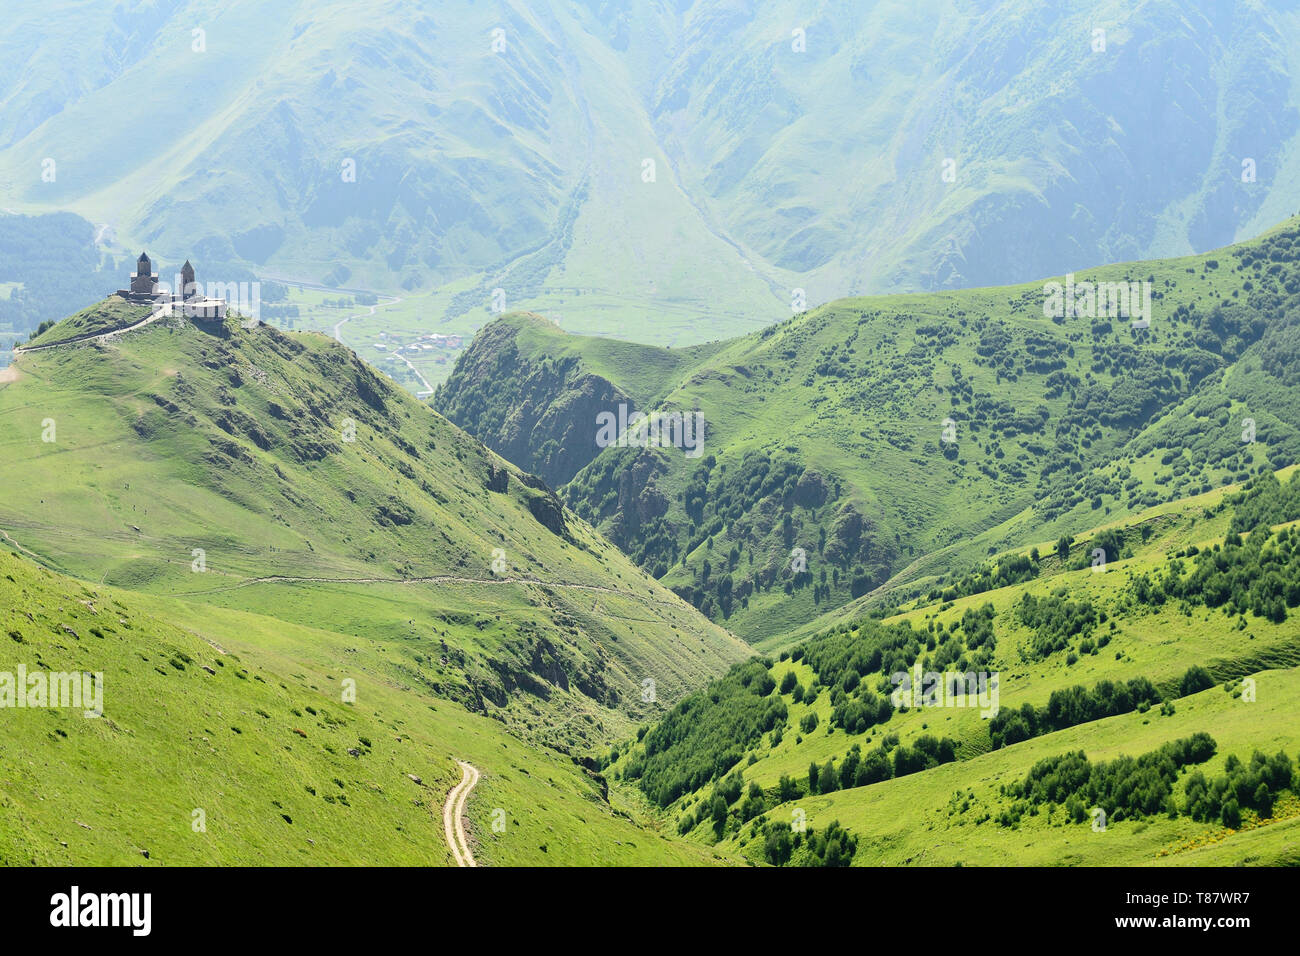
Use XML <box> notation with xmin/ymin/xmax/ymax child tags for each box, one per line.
<box><xmin>436</xmin><ymin>217</ymin><xmax>1300</xmax><ymax>644</ymax></box>
<box><xmin>729</xmin><ymin>669</ymin><xmax>1300</xmax><ymax>866</ymax></box>
<box><xmin>0</xmin><ymin>548</ymin><xmax>735</xmax><ymax>866</ymax></box>
<box><xmin>601</xmin><ymin>470</ymin><xmax>1300</xmax><ymax>866</ymax></box>
<box><xmin>0</xmin><ymin>307</ymin><xmax>748</xmax><ymax>753</ymax></box>
<box><xmin>24</xmin><ymin>297</ymin><xmax>151</xmax><ymax>348</ymax></box>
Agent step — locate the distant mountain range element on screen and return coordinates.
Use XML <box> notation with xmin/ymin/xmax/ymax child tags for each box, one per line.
<box><xmin>3</xmin><ymin>1</ymin><xmax>1299</xmax><ymax>332</ymax></box>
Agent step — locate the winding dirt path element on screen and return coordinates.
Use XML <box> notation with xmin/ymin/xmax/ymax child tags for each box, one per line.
<box><xmin>0</xmin><ymin>522</ymin><xmax>715</xmax><ymax>618</ymax></box>
<box><xmin>443</xmin><ymin>760</ymin><xmax>480</xmax><ymax>867</ymax></box>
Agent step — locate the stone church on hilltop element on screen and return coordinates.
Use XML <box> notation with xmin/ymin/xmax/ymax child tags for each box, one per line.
<box><xmin>116</xmin><ymin>251</ymin><xmax>227</xmax><ymax>319</ymax></box>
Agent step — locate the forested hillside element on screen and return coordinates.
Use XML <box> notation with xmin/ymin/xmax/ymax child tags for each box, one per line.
<box><xmin>600</xmin><ymin>469</ymin><xmax>1300</xmax><ymax>866</ymax></box>
<box><xmin>437</xmin><ymin>218</ymin><xmax>1300</xmax><ymax>644</ymax></box>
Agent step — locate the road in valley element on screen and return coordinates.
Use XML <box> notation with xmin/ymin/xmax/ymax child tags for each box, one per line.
<box><xmin>330</xmin><ymin>296</ymin><xmax>433</xmax><ymax>397</ymax></box>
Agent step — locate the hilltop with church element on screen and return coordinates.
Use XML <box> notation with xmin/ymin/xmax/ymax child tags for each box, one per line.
<box><xmin>116</xmin><ymin>252</ymin><xmax>227</xmax><ymax>319</ymax></box>
<box><xmin>14</xmin><ymin>252</ymin><xmax>246</xmax><ymax>352</ymax></box>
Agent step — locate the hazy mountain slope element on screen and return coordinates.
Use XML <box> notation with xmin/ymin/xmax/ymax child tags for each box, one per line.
<box><xmin>0</xmin><ymin>306</ymin><xmax>749</xmax><ymax>750</ymax></box>
<box><xmin>0</xmin><ymin>0</ymin><xmax>779</xmax><ymax>331</ymax></box>
<box><xmin>2</xmin><ymin>1</ymin><xmax>1297</xmax><ymax>331</ymax></box>
<box><xmin>0</xmin><ymin>213</ymin><xmax>124</xmax><ymax>338</ymax></box>
<box><xmin>650</xmin><ymin>0</ymin><xmax>1300</xmax><ymax>292</ymax></box>
<box><xmin>0</xmin><ymin>1</ymin><xmax>583</xmax><ymax>285</ymax></box>
<box><xmin>601</xmin><ymin>472</ymin><xmax>1300</xmax><ymax>866</ymax></box>
<box><xmin>435</xmin><ymin>216</ymin><xmax>1300</xmax><ymax>644</ymax></box>
<box><xmin>0</xmin><ymin>547</ymin><xmax>735</xmax><ymax>866</ymax></box>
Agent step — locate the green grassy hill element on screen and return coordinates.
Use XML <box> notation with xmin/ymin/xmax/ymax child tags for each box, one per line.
<box><xmin>0</xmin><ymin>547</ymin><xmax>735</xmax><ymax>866</ymax></box>
<box><xmin>0</xmin><ymin>307</ymin><xmax>749</xmax><ymax>756</ymax></box>
<box><xmin>24</xmin><ymin>298</ymin><xmax>152</xmax><ymax>348</ymax></box>
<box><xmin>600</xmin><ymin>468</ymin><xmax>1300</xmax><ymax>866</ymax></box>
<box><xmin>435</xmin><ymin>216</ymin><xmax>1300</xmax><ymax>646</ymax></box>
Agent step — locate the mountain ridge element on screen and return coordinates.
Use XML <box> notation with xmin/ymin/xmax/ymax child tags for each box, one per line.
<box><xmin>435</xmin><ymin>214</ymin><xmax>1300</xmax><ymax>645</ymax></box>
<box><xmin>0</xmin><ymin>303</ymin><xmax>750</xmax><ymax>752</ymax></box>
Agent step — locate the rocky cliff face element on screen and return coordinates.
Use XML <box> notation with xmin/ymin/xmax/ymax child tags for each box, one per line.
<box><xmin>435</xmin><ymin>319</ymin><xmax>634</xmax><ymax>488</ymax></box>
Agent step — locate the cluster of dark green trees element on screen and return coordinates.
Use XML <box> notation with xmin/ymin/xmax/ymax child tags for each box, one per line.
<box><xmin>1183</xmin><ymin>750</ymin><xmax>1295</xmax><ymax>827</ymax></box>
<box><xmin>570</xmin><ymin>440</ymin><xmax>901</xmax><ymax>623</ymax></box>
<box><xmin>626</xmin><ymin>605</ymin><xmax>982</xmax><ymax>810</ymax></box>
<box><xmin>1067</xmin><ymin>528</ymin><xmax>1132</xmax><ymax>569</ymax></box>
<box><xmin>1226</xmin><ymin>470</ymin><xmax>1300</xmax><ymax>534</ymax></box>
<box><xmin>624</xmin><ymin>659</ymin><xmax>785</xmax><ymax>808</ymax></box>
<box><xmin>1003</xmin><ymin>733</ymin><xmax>1297</xmax><ymax>831</ymax></box>
<box><xmin>988</xmin><ymin>666</ymin><xmax>1215</xmax><ymax>750</ymax></box>
<box><xmin>683</xmin><ymin>772</ymin><xmax>756</xmax><ymax>840</ymax></box>
<box><xmin>792</xmin><ymin>604</ymin><xmax>997</xmax><ymax>736</ymax></box>
<box><xmin>649</xmin><ymin>657</ymin><xmax>964</xmax><ymax>830</ymax></box>
<box><xmin>989</xmin><ymin>675</ymin><xmax>1164</xmax><ymax>749</ymax></box>
<box><xmin>1016</xmin><ymin>591</ymin><xmax>1099</xmax><ymax>659</ymax></box>
<box><xmin>682</xmin><ymin>771</ymin><xmax>794</xmax><ymax>843</ymax></box>
<box><xmin>760</xmin><ymin>819</ymin><xmax>857</xmax><ymax>867</ymax></box>
<box><xmin>1130</xmin><ymin>527</ymin><xmax>1300</xmax><ymax>625</ymax></box>
<box><xmin>1123</xmin><ymin>471</ymin><xmax>1300</xmax><ymax>624</ymax></box>
<box><xmin>1004</xmin><ymin>733</ymin><xmax>1218</xmax><ymax>826</ymax></box>
<box><xmin>677</xmin><ymin>451</ymin><xmax>808</xmax><ymax>617</ymax></box>
<box><xmin>662</xmin><ymin>452</ymin><xmax>896</xmax><ymax>621</ymax></box>
<box><xmin>804</xmin><ymin>733</ymin><xmax>959</xmax><ymax>796</ymax></box>
<box><xmin>831</xmin><ymin>689</ymin><xmax>893</xmax><ymax>735</ymax></box>
<box><xmin>927</xmin><ymin>551</ymin><xmax>1039</xmax><ymax>604</ymax></box>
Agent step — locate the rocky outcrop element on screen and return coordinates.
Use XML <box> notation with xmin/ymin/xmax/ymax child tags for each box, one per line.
<box><xmin>526</xmin><ymin>487</ymin><xmax>569</xmax><ymax>539</ymax></box>
<box><xmin>485</xmin><ymin>464</ymin><xmax>509</xmax><ymax>493</ymax></box>
<box><xmin>434</xmin><ymin>320</ymin><xmax>633</xmax><ymax>487</ymax></box>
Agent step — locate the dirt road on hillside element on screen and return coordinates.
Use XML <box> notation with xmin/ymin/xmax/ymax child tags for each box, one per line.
<box><xmin>443</xmin><ymin>760</ymin><xmax>480</xmax><ymax>867</ymax></box>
